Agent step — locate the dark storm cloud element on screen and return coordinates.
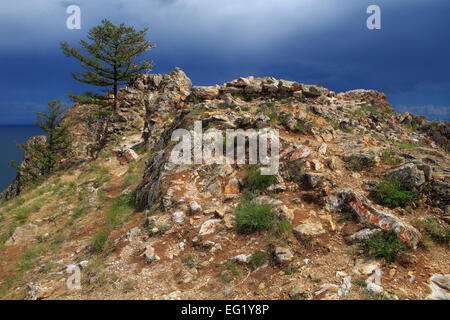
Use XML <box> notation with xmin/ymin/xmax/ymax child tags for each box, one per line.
<box><xmin>0</xmin><ymin>0</ymin><xmax>449</xmax><ymax>123</ymax></box>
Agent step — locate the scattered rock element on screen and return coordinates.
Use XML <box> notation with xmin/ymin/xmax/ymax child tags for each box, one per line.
<box><xmin>293</xmin><ymin>222</ymin><xmax>325</xmax><ymax>240</ymax></box>
<box><xmin>274</xmin><ymin>246</ymin><xmax>293</xmax><ymax>264</ymax></box>
<box><xmin>198</xmin><ymin>219</ymin><xmax>222</xmax><ymax>236</ymax></box>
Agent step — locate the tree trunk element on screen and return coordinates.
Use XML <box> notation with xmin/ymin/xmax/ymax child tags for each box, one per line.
<box><xmin>113</xmin><ymin>61</ymin><xmax>118</xmax><ymax>112</ymax></box>
<box><xmin>113</xmin><ymin>82</ymin><xmax>118</xmax><ymax>111</ymax></box>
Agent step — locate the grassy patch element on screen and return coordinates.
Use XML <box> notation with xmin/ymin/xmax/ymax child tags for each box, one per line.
<box><xmin>220</xmin><ymin>261</ymin><xmax>240</xmax><ymax>283</ymax></box>
<box><xmin>235</xmin><ymin>202</ymin><xmax>275</xmax><ymax>234</ymax></box>
<box><xmin>372</xmin><ymin>180</ymin><xmax>415</xmax><ymax>208</ymax></box>
<box><xmin>249</xmin><ymin>250</ymin><xmax>267</xmax><ymax>268</ymax></box>
<box><xmin>360</xmin><ymin>230</ymin><xmax>406</xmax><ymax>262</ymax></box>
<box><xmin>396</xmin><ymin>142</ymin><xmax>419</xmax><ymax>150</ymax></box>
<box><xmin>380</xmin><ymin>150</ymin><xmax>402</xmax><ymax>166</ymax></box>
<box><xmin>91</xmin><ymin>193</ymin><xmax>135</xmax><ymax>253</ymax></box>
<box><xmin>423</xmin><ymin>217</ymin><xmax>449</xmax><ymax>243</ymax></box>
<box><xmin>274</xmin><ymin>218</ymin><xmax>293</xmax><ymax>240</ymax></box>
<box><xmin>242</xmin><ymin>165</ymin><xmax>276</xmax><ymax>192</ymax></box>
<box><xmin>344</xmin><ymin>154</ymin><xmax>373</xmax><ymax>170</ymax></box>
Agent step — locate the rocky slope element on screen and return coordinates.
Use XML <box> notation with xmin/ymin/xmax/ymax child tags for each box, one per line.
<box><xmin>0</xmin><ymin>68</ymin><xmax>448</xmax><ymax>300</ymax></box>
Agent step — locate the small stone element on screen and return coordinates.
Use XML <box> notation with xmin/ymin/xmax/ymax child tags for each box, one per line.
<box><xmin>198</xmin><ymin>219</ymin><xmax>222</xmax><ymax>236</ymax></box>
<box><xmin>293</xmin><ymin>222</ymin><xmax>325</xmax><ymax>239</ymax></box>
<box><xmin>318</xmin><ymin>143</ymin><xmax>327</xmax><ymax>155</ymax></box>
<box><xmin>274</xmin><ymin>247</ymin><xmax>293</xmax><ymax>264</ymax></box>
<box><xmin>189</xmin><ymin>201</ymin><xmax>202</xmax><ymax>214</ymax></box>
<box><xmin>172</xmin><ymin>211</ymin><xmax>185</xmax><ymax>224</ymax></box>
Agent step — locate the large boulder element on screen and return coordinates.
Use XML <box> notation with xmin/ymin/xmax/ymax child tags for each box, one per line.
<box><xmin>338</xmin><ymin>189</ymin><xmax>421</xmax><ymax>248</ymax></box>
<box><xmin>385</xmin><ymin>163</ymin><xmax>425</xmax><ymax>189</ymax></box>
<box><xmin>191</xmin><ymin>85</ymin><xmax>220</xmax><ymax>100</ymax></box>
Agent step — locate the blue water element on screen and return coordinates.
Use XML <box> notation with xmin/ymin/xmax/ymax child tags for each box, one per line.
<box><xmin>0</xmin><ymin>125</ymin><xmax>44</xmax><ymax>192</ymax></box>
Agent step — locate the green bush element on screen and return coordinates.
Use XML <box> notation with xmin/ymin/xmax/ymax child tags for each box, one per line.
<box><xmin>243</xmin><ymin>165</ymin><xmax>276</xmax><ymax>192</ymax></box>
<box><xmin>250</xmin><ymin>250</ymin><xmax>267</xmax><ymax>268</ymax></box>
<box><xmin>372</xmin><ymin>181</ymin><xmax>415</xmax><ymax>208</ymax></box>
<box><xmin>360</xmin><ymin>229</ymin><xmax>406</xmax><ymax>262</ymax></box>
<box><xmin>235</xmin><ymin>202</ymin><xmax>274</xmax><ymax>234</ymax></box>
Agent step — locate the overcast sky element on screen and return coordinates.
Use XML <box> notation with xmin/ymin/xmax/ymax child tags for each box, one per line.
<box><xmin>0</xmin><ymin>0</ymin><xmax>449</xmax><ymax>124</ymax></box>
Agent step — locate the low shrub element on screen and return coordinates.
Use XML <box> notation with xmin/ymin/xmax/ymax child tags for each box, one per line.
<box><xmin>243</xmin><ymin>165</ymin><xmax>276</xmax><ymax>192</ymax></box>
<box><xmin>235</xmin><ymin>202</ymin><xmax>274</xmax><ymax>234</ymax></box>
<box><xmin>372</xmin><ymin>181</ymin><xmax>415</xmax><ymax>208</ymax></box>
<box><xmin>249</xmin><ymin>250</ymin><xmax>267</xmax><ymax>268</ymax></box>
<box><xmin>360</xmin><ymin>229</ymin><xmax>406</xmax><ymax>262</ymax></box>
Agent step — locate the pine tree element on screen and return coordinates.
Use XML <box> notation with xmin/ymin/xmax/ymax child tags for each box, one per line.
<box><xmin>60</xmin><ymin>19</ymin><xmax>154</xmax><ymax>111</ymax></box>
<box><xmin>10</xmin><ymin>100</ymin><xmax>73</xmax><ymax>182</ymax></box>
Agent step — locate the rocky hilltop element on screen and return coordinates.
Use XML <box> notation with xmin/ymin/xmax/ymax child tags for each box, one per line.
<box><xmin>0</xmin><ymin>68</ymin><xmax>448</xmax><ymax>300</ymax></box>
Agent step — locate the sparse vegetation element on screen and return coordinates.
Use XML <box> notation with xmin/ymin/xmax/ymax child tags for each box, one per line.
<box><xmin>372</xmin><ymin>180</ymin><xmax>415</xmax><ymax>208</ymax></box>
<box><xmin>92</xmin><ymin>193</ymin><xmax>135</xmax><ymax>253</ymax></box>
<box><xmin>295</xmin><ymin>120</ymin><xmax>312</xmax><ymax>134</ymax></box>
<box><xmin>235</xmin><ymin>201</ymin><xmax>275</xmax><ymax>234</ymax></box>
<box><xmin>415</xmin><ymin>217</ymin><xmax>450</xmax><ymax>243</ymax></box>
<box><xmin>360</xmin><ymin>230</ymin><xmax>406</xmax><ymax>262</ymax></box>
<box><xmin>344</xmin><ymin>154</ymin><xmax>372</xmax><ymax>170</ymax></box>
<box><xmin>242</xmin><ymin>165</ymin><xmax>276</xmax><ymax>192</ymax></box>
<box><xmin>249</xmin><ymin>250</ymin><xmax>267</xmax><ymax>268</ymax></box>
<box><xmin>380</xmin><ymin>150</ymin><xmax>402</xmax><ymax>166</ymax></box>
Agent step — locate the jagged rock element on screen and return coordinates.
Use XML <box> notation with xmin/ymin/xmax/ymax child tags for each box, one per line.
<box><xmin>345</xmin><ymin>150</ymin><xmax>379</xmax><ymax>168</ymax></box>
<box><xmin>0</xmin><ymin>136</ymin><xmax>47</xmax><ymax>204</ymax></box>
<box><xmin>191</xmin><ymin>85</ymin><xmax>220</xmax><ymax>100</ymax></box>
<box><xmin>284</xmin><ymin>146</ymin><xmax>311</xmax><ymax>161</ymax></box>
<box><xmin>345</xmin><ymin>228</ymin><xmax>379</xmax><ymax>244</ymax></box>
<box><xmin>338</xmin><ymin>189</ymin><xmax>421</xmax><ymax>248</ymax></box>
<box><xmin>278</xmin><ymin>80</ymin><xmax>302</xmax><ymax>93</ymax></box>
<box><xmin>27</xmin><ymin>283</ymin><xmax>52</xmax><ymax>300</ymax></box>
<box><xmin>385</xmin><ymin>163</ymin><xmax>425</xmax><ymax>189</ymax></box>
<box><xmin>303</xmin><ymin>85</ymin><xmax>325</xmax><ymax>97</ymax></box>
<box><xmin>276</xmin><ymin>205</ymin><xmax>294</xmax><ymax>222</ymax></box>
<box><xmin>426</xmin><ymin>274</ymin><xmax>450</xmax><ymax>300</ymax></box>
<box><xmin>338</xmin><ymin>276</ymin><xmax>352</xmax><ymax>297</ymax></box>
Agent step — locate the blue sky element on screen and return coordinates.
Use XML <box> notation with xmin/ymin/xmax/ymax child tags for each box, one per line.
<box><xmin>0</xmin><ymin>0</ymin><xmax>449</xmax><ymax>124</ymax></box>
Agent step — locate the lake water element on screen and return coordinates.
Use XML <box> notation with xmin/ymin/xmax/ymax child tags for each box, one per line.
<box><xmin>0</xmin><ymin>125</ymin><xmax>44</xmax><ymax>192</ymax></box>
